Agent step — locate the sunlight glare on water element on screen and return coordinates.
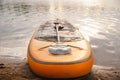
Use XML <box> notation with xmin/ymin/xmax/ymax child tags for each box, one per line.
<box><xmin>49</xmin><ymin>0</ymin><xmax>64</xmax><ymax>19</ymax></box>
<box><xmin>81</xmin><ymin>0</ymin><xmax>101</xmax><ymax>7</ymax></box>
<box><xmin>77</xmin><ymin>17</ymin><xmax>102</xmax><ymax>41</ymax></box>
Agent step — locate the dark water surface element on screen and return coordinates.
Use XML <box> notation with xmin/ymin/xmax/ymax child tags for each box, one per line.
<box><xmin>0</xmin><ymin>0</ymin><xmax>120</xmax><ymax>68</ymax></box>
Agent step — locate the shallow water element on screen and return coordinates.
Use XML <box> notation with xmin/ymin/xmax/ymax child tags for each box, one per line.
<box><xmin>0</xmin><ymin>0</ymin><xmax>120</xmax><ymax>68</ymax></box>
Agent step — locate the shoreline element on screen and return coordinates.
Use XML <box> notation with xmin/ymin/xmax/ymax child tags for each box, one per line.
<box><xmin>0</xmin><ymin>57</ymin><xmax>120</xmax><ymax>80</ymax></box>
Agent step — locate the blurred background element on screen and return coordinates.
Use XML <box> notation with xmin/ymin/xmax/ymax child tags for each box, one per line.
<box><xmin>0</xmin><ymin>0</ymin><xmax>120</xmax><ymax>69</ymax></box>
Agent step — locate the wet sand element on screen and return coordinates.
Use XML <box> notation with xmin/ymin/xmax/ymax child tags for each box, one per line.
<box><xmin>0</xmin><ymin>57</ymin><xmax>120</xmax><ymax>80</ymax></box>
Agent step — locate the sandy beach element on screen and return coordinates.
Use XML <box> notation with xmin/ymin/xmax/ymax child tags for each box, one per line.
<box><xmin>0</xmin><ymin>57</ymin><xmax>120</xmax><ymax>80</ymax></box>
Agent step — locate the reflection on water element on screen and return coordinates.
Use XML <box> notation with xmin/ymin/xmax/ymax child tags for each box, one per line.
<box><xmin>49</xmin><ymin>0</ymin><xmax>64</xmax><ymax>19</ymax></box>
<box><xmin>0</xmin><ymin>0</ymin><xmax>120</xmax><ymax>67</ymax></box>
<box><xmin>80</xmin><ymin>0</ymin><xmax>101</xmax><ymax>7</ymax></box>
